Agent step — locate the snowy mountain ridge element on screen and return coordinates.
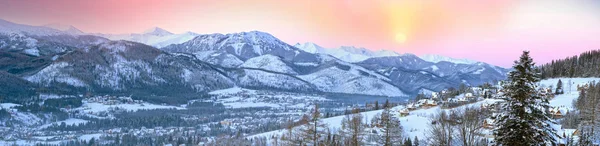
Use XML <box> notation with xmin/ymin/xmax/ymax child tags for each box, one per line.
<box><xmin>42</xmin><ymin>23</ymin><xmax>85</xmax><ymax>35</ymax></box>
<box><xmin>294</xmin><ymin>42</ymin><xmax>401</xmax><ymax>62</ymax></box>
<box><xmin>93</xmin><ymin>27</ymin><xmax>199</xmax><ymax>48</ymax></box>
<box><xmin>420</xmin><ymin>54</ymin><xmax>479</xmax><ymax>64</ymax></box>
<box><xmin>0</xmin><ymin>19</ymin><xmax>67</xmax><ymax>36</ymax></box>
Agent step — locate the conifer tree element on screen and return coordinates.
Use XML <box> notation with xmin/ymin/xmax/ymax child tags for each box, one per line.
<box><xmin>556</xmin><ymin>79</ymin><xmax>564</xmax><ymax>94</ymax></box>
<box><xmin>494</xmin><ymin>51</ymin><xmax>558</xmax><ymax>145</ymax></box>
<box><xmin>413</xmin><ymin>136</ymin><xmax>419</xmax><ymax>146</ymax></box>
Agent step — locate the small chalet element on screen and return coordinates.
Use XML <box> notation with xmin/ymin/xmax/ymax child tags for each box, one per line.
<box><xmin>406</xmin><ymin>103</ymin><xmax>418</xmax><ymax>110</ymax></box>
<box><xmin>483</xmin><ymin>118</ymin><xmax>495</xmax><ymax>129</ymax></box>
<box><xmin>465</xmin><ymin>93</ymin><xmax>474</xmax><ymax>98</ymax></box>
<box><xmin>398</xmin><ymin>108</ymin><xmax>410</xmax><ymax>117</ymax></box>
<box><xmin>417</xmin><ymin>99</ymin><xmax>437</xmax><ymax>108</ymax></box>
<box><xmin>549</xmin><ymin>106</ymin><xmax>569</xmax><ymax>119</ymax></box>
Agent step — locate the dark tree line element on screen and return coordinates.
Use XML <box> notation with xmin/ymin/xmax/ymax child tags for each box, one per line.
<box><xmin>540</xmin><ymin>50</ymin><xmax>600</xmax><ymax>78</ymax></box>
<box><xmin>572</xmin><ymin>81</ymin><xmax>600</xmax><ymax>145</ymax></box>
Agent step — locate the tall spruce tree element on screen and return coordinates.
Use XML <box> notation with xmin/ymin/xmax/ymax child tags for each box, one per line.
<box><xmin>556</xmin><ymin>79</ymin><xmax>564</xmax><ymax>94</ymax></box>
<box><xmin>494</xmin><ymin>51</ymin><xmax>558</xmax><ymax>145</ymax></box>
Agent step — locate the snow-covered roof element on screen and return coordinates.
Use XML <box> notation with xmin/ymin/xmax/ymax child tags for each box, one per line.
<box><xmin>549</xmin><ymin>106</ymin><xmax>569</xmax><ymax>115</ymax></box>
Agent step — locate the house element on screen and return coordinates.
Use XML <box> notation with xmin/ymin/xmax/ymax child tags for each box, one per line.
<box><xmin>417</xmin><ymin>99</ymin><xmax>437</xmax><ymax>108</ymax></box>
<box><xmin>465</xmin><ymin>93</ymin><xmax>474</xmax><ymax>98</ymax></box>
<box><xmin>431</xmin><ymin>92</ymin><xmax>439</xmax><ymax>99</ymax></box>
<box><xmin>406</xmin><ymin>103</ymin><xmax>418</xmax><ymax>110</ymax></box>
<box><xmin>549</xmin><ymin>106</ymin><xmax>569</xmax><ymax>119</ymax></box>
<box><xmin>398</xmin><ymin>108</ymin><xmax>410</xmax><ymax>117</ymax></box>
<box><xmin>220</xmin><ymin>120</ymin><xmax>231</xmax><ymax>126</ymax></box>
<box><xmin>483</xmin><ymin>118</ymin><xmax>495</xmax><ymax>129</ymax></box>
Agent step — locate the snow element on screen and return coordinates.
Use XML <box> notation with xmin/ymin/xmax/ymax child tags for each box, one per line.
<box><xmin>294</xmin><ymin>42</ymin><xmax>401</xmax><ymax>62</ymax></box>
<box><xmin>43</xmin><ymin>23</ymin><xmax>84</xmax><ymax>35</ymax></box>
<box><xmin>96</xmin><ymin>27</ymin><xmax>198</xmax><ymax>48</ymax></box>
<box><xmin>240</xmin><ymin>54</ymin><xmax>297</xmax><ymax>74</ymax></box>
<box><xmin>0</xmin><ymin>103</ymin><xmax>20</xmax><ymax>109</ymax></box>
<box><xmin>420</xmin><ymin>54</ymin><xmax>479</xmax><ymax>64</ymax></box>
<box><xmin>299</xmin><ymin>67</ymin><xmax>407</xmax><ymax>97</ymax></box>
<box><xmin>473</xmin><ymin>68</ymin><xmax>486</xmax><ymax>74</ymax></box>
<box><xmin>251</xmin><ymin>98</ymin><xmax>504</xmax><ymax>142</ymax></box>
<box><xmin>538</xmin><ymin>78</ymin><xmax>600</xmax><ymax>109</ymax></box>
<box><xmin>23</xmin><ymin>48</ymin><xmax>40</xmax><ymax>56</ymax></box>
<box><xmin>430</xmin><ymin>65</ymin><xmax>439</xmax><ymax>71</ymax></box>
<box><xmin>26</xmin><ymin>62</ymin><xmax>87</xmax><ymax>87</ymax></box>
<box><xmin>293</xmin><ymin>62</ymin><xmax>319</xmax><ymax>66</ymax></box>
<box><xmin>209</xmin><ymin>87</ymin><xmax>328</xmax><ymax>109</ymax></box>
<box><xmin>142</xmin><ymin>27</ymin><xmax>173</xmax><ymax>36</ymax></box>
<box><xmin>38</xmin><ymin>118</ymin><xmax>89</xmax><ymax>129</ymax></box>
<box><xmin>0</xmin><ymin>19</ymin><xmax>66</xmax><ymax>36</ymax></box>
<box><xmin>75</xmin><ymin>101</ymin><xmax>184</xmax><ymax>118</ymax></box>
<box><xmin>238</xmin><ymin>69</ymin><xmax>313</xmax><ymax>90</ymax></box>
<box><xmin>209</xmin><ymin>87</ymin><xmax>255</xmax><ymax>95</ymax></box>
<box><xmin>79</xmin><ymin>133</ymin><xmax>102</xmax><ymax>141</ymax></box>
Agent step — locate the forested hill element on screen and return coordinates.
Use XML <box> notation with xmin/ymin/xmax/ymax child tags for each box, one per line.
<box><xmin>540</xmin><ymin>50</ymin><xmax>600</xmax><ymax>78</ymax></box>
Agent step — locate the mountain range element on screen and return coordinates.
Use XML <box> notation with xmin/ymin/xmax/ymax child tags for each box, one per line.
<box><xmin>0</xmin><ymin>19</ymin><xmax>508</xmax><ymax>100</ymax></box>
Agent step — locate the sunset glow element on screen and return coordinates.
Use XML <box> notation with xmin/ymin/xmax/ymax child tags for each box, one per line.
<box><xmin>1</xmin><ymin>0</ymin><xmax>599</xmax><ymax>66</ymax></box>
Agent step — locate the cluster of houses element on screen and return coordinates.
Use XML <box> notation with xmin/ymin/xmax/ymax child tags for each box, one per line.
<box><xmin>396</xmin><ymin>86</ymin><xmax>500</xmax><ymax>117</ymax></box>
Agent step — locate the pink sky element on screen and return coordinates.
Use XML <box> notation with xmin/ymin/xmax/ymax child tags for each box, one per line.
<box><xmin>1</xmin><ymin>0</ymin><xmax>599</xmax><ymax>67</ymax></box>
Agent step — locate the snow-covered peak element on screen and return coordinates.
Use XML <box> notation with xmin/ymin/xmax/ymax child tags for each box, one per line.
<box><xmin>142</xmin><ymin>27</ymin><xmax>173</xmax><ymax>36</ymax></box>
<box><xmin>294</xmin><ymin>42</ymin><xmax>325</xmax><ymax>53</ymax></box>
<box><xmin>419</xmin><ymin>54</ymin><xmax>479</xmax><ymax>64</ymax></box>
<box><xmin>241</xmin><ymin>54</ymin><xmax>297</xmax><ymax>74</ymax></box>
<box><xmin>374</xmin><ymin>49</ymin><xmax>401</xmax><ymax>56</ymax></box>
<box><xmin>294</xmin><ymin>42</ymin><xmax>402</xmax><ymax>62</ymax></box>
<box><xmin>338</xmin><ymin>46</ymin><xmax>371</xmax><ymax>55</ymax></box>
<box><xmin>43</xmin><ymin>23</ymin><xmax>84</xmax><ymax>35</ymax></box>
<box><xmin>0</xmin><ymin>19</ymin><xmax>65</xmax><ymax>36</ymax></box>
<box><xmin>226</xmin><ymin>31</ymin><xmax>280</xmax><ymax>44</ymax></box>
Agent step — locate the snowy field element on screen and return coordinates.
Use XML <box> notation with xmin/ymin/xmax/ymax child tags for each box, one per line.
<box><xmin>38</xmin><ymin>118</ymin><xmax>89</xmax><ymax>129</ymax></box>
<box><xmin>539</xmin><ymin>78</ymin><xmax>600</xmax><ymax>109</ymax></box>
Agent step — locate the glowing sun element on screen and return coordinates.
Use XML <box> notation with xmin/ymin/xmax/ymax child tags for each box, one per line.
<box><xmin>395</xmin><ymin>33</ymin><xmax>407</xmax><ymax>43</ymax></box>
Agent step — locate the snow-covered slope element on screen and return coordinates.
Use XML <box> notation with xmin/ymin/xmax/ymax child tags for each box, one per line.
<box><xmin>250</xmin><ymin>98</ymin><xmax>503</xmax><ymax>143</ymax></box>
<box><xmin>25</xmin><ymin>40</ymin><xmax>235</xmax><ymax>94</ymax></box>
<box><xmin>240</xmin><ymin>54</ymin><xmax>297</xmax><ymax>75</ymax></box>
<box><xmin>250</xmin><ymin>76</ymin><xmax>594</xmax><ymax>145</ymax></box>
<box><xmin>231</xmin><ymin>69</ymin><xmax>315</xmax><ymax>92</ymax></box>
<box><xmin>299</xmin><ymin>66</ymin><xmax>405</xmax><ymax>96</ymax></box>
<box><xmin>539</xmin><ymin>78</ymin><xmax>600</xmax><ymax>109</ymax></box>
<box><xmin>294</xmin><ymin>42</ymin><xmax>401</xmax><ymax>62</ymax></box>
<box><xmin>95</xmin><ymin>27</ymin><xmax>199</xmax><ymax>48</ymax></box>
<box><xmin>419</xmin><ymin>54</ymin><xmax>479</xmax><ymax>64</ymax></box>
